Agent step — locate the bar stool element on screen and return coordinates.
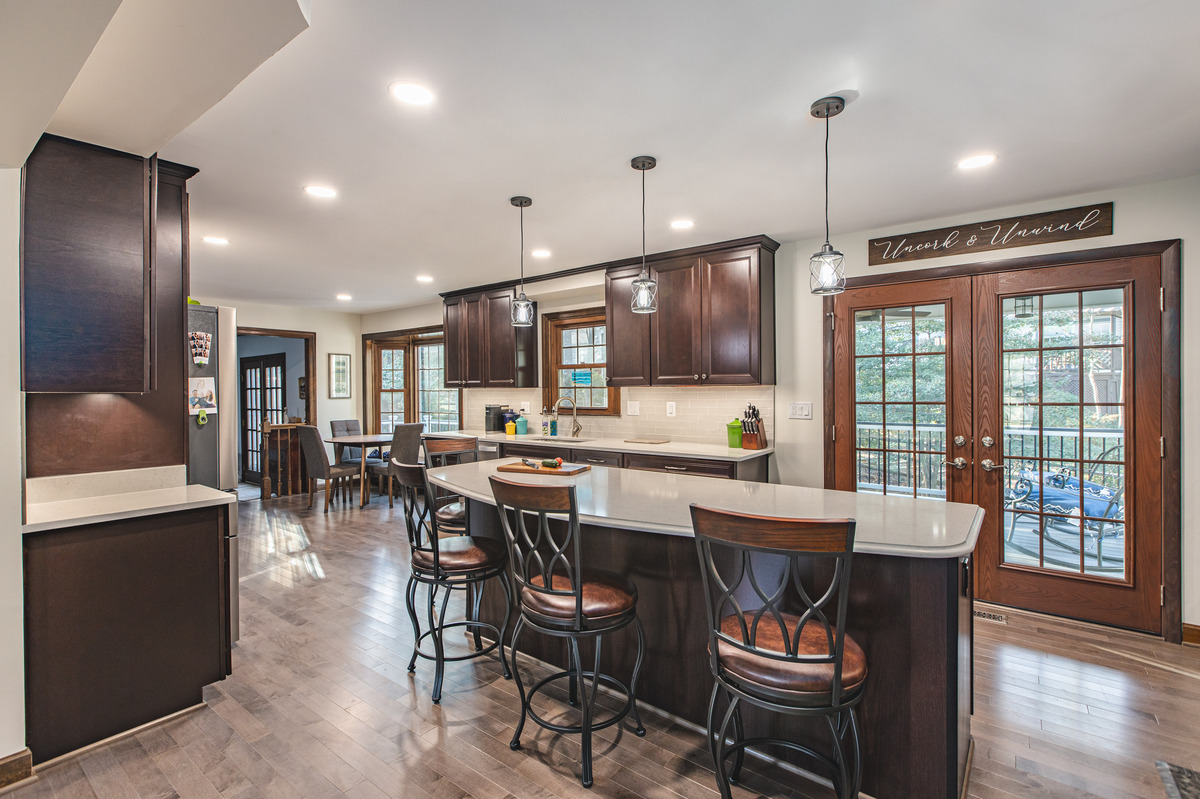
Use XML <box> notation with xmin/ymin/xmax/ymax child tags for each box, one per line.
<box><xmin>689</xmin><ymin>505</ymin><xmax>866</xmax><ymax>799</ymax></box>
<box><xmin>394</xmin><ymin>459</ymin><xmax>511</xmax><ymax>703</ymax></box>
<box><xmin>422</xmin><ymin>437</ymin><xmax>478</xmax><ymax>531</ymax></box>
<box><xmin>489</xmin><ymin>476</ymin><xmax>646</xmax><ymax>789</ymax></box>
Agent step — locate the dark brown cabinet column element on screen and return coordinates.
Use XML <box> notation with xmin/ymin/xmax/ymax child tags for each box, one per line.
<box><xmin>701</xmin><ymin>246</ymin><xmax>774</xmax><ymax>384</ymax></box>
<box><xmin>603</xmin><ymin>265</ymin><xmax>652</xmax><ymax>387</ymax></box>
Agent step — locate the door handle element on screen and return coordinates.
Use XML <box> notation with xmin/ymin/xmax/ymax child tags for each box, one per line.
<box><xmin>980</xmin><ymin>459</ymin><xmax>1007</xmax><ymax>472</ymax></box>
<box><xmin>941</xmin><ymin>457</ymin><xmax>969</xmax><ymax>470</ymax></box>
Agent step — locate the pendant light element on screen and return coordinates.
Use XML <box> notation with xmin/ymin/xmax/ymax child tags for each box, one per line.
<box><xmin>510</xmin><ymin>195</ymin><xmax>534</xmax><ymax>327</ymax></box>
<box><xmin>630</xmin><ymin>156</ymin><xmax>658</xmax><ymax>314</ymax></box>
<box><xmin>809</xmin><ymin>96</ymin><xmax>846</xmax><ymax>295</ymax></box>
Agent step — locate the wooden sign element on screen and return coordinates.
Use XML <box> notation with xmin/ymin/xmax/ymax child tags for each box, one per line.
<box><xmin>868</xmin><ymin>202</ymin><xmax>1113</xmax><ymax>266</ymax></box>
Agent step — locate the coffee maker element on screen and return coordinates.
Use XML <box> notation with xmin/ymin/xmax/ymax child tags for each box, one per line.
<box><xmin>484</xmin><ymin>404</ymin><xmax>510</xmax><ymax>432</ymax></box>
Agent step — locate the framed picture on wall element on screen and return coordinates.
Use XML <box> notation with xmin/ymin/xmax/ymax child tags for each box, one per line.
<box><xmin>329</xmin><ymin>353</ymin><xmax>351</xmax><ymax>398</ymax></box>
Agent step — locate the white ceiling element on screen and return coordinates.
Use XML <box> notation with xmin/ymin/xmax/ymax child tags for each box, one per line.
<box><xmin>158</xmin><ymin>0</ymin><xmax>1200</xmax><ymax>313</ymax></box>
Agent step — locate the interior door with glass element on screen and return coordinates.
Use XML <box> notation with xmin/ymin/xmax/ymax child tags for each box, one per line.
<box><xmin>239</xmin><ymin>353</ymin><xmax>286</xmax><ymax>484</ymax></box>
<box><xmin>831</xmin><ymin>278</ymin><xmax>974</xmax><ymax>505</ymax></box>
<box><xmin>973</xmin><ymin>258</ymin><xmax>1162</xmax><ymax>633</ymax></box>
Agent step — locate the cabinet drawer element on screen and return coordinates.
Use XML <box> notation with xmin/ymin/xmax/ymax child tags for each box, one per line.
<box><xmin>570</xmin><ymin>449</ymin><xmax>623</xmax><ymax>467</ymax></box>
<box><xmin>623</xmin><ymin>454</ymin><xmax>735</xmax><ymax>479</ymax></box>
<box><xmin>502</xmin><ymin>443</ymin><xmax>572</xmax><ymax>461</ymax></box>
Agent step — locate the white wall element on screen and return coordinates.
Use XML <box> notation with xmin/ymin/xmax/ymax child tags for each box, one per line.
<box><xmin>235</xmin><ymin>334</ymin><xmax>307</xmax><ymax>417</ymax></box>
<box><xmin>773</xmin><ymin>173</ymin><xmax>1199</xmax><ymax>623</ymax></box>
<box><xmin>0</xmin><ymin>169</ymin><xmax>26</xmax><ymax>759</ymax></box>
<box><xmin>195</xmin><ymin>296</ymin><xmax>362</xmax><ymax>449</ymax></box>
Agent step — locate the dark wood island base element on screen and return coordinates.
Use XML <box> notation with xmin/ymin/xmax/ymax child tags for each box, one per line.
<box><xmin>469</xmin><ymin>499</ymin><xmax>973</xmax><ymax>799</ymax></box>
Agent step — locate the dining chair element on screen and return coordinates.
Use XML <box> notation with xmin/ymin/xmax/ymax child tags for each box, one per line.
<box><xmin>297</xmin><ymin>425</ymin><xmax>358</xmax><ymax>512</ymax></box>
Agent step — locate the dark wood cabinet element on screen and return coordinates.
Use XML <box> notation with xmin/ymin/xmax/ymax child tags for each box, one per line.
<box><xmin>605</xmin><ymin>237</ymin><xmax>777</xmax><ymax>387</ymax></box>
<box><xmin>502</xmin><ymin>442</ymin><xmax>571</xmax><ymax>461</ymax></box>
<box><xmin>603</xmin><ymin>265</ymin><xmax>652</xmax><ymax>387</ymax></box>
<box><xmin>443</xmin><ymin>288</ymin><xmax>536</xmax><ymax>388</ymax></box>
<box><xmin>624</xmin><ymin>453</ymin><xmax>736</xmax><ymax>479</ymax></box>
<box><xmin>498</xmin><ymin>443</ymin><xmax>768</xmax><ymax>481</ymax></box>
<box><xmin>21</xmin><ymin>135</ymin><xmax>151</xmax><ymax>392</ymax></box>
<box><xmin>570</xmin><ymin>449</ymin><xmax>623</xmax><ymax>467</ymax></box>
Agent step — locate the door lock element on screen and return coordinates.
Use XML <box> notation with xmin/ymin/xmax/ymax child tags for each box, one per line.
<box><xmin>941</xmin><ymin>457</ymin><xmax>969</xmax><ymax>470</ymax></box>
<box><xmin>953</xmin><ymin>435</ymin><xmax>967</xmax><ymax>447</ymax></box>
<box><xmin>981</xmin><ymin>436</ymin><xmax>995</xmax><ymax>448</ymax></box>
<box><xmin>980</xmin><ymin>459</ymin><xmax>1007</xmax><ymax>472</ymax></box>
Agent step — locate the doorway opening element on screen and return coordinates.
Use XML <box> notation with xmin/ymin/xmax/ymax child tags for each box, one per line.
<box><xmin>236</xmin><ymin>327</ymin><xmax>317</xmax><ymax>498</ymax></box>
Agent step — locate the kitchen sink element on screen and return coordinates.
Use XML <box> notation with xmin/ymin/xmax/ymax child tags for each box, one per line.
<box><xmin>527</xmin><ymin>437</ymin><xmax>594</xmax><ymax>443</ymax></box>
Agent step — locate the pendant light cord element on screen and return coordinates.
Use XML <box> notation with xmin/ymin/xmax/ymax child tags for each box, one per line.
<box><xmin>519</xmin><ymin>205</ymin><xmax>525</xmax><ymax>292</ymax></box>
<box><xmin>640</xmin><ymin>167</ymin><xmax>647</xmax><ymax>277</ymax></box>
<box><xmin>824</xmin><ymin>113</ymin><xmax>831</xmax><ymax>247</ymax></box>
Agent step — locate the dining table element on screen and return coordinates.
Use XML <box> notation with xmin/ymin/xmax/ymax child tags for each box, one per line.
<box><xmin>324</xmin><ymin>433</ymin><xmax>393</xmax><ymax>507</ymax></box>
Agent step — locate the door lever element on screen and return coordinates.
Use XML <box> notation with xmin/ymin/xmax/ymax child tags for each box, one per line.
<box><xmin>941</xmin><ymin>457</ymin><xmax>969</xmax><ymax>470</ymax></box>
<box><xmin>980</xmin><ymin>459</ymin><xmax>1007</xmax><ymax>472</ymax></box>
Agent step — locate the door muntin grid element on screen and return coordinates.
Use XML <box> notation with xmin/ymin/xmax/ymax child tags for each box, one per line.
<box><xmin>853</xmin><ymin>304</ymin><xmax>948</xmax><ymax>500</ymax></box>
<box><xmin>999</xmin><ymin>288</ymin><xmax>1128</xmax><ymax>581</ymax></box>
<box><xmin>244</xmin><ymin>366</ymin><xmax>262</xmax><ymax>474</ymax></box>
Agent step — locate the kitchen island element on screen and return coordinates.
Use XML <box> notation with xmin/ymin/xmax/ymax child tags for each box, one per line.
<box><xmin>428</xmin><ymin>458</ymin><xmax>983</xmax><ymax>799</ymax></box>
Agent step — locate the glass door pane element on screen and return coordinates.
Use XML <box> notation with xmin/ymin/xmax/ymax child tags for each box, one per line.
<box><xmin>417</xmin><ymin>343</ymin><xmax>458</xmax><ymax>432</ymax></box>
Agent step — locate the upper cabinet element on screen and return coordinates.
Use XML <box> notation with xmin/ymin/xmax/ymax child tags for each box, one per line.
<box><xmin>22</xmin><ymin>135</ymin><xmax>153</xmax><ymax>392</ymax></box>
<box><xmin>443</xmin><ymin>288</ymin><xmax>537</xmax><ymax>388</ymax></box>
<box><xmin>606</xmin><ymin>237</ymin><xmax>777</xmax><ymax>387</ymax></box>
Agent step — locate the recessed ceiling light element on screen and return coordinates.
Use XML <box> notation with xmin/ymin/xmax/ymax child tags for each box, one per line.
<box><xmin>336</xmin><ymin>294</ymin><xmax>352</xmax><ymax>301</ymax></box>
<box><xmin>531</xmin><ymin>249</ymin><xmax>551</xmax><ymax>258</ymax></box>
<box><xmin>389</xmin><ymin>82</ymin><xmax>435</xmax><ymax>105</ymax></box>
<box><xmin>416</xmin><ymin>275</ymin><xmax>434</xmax><ymax>283</ymax></box>
<box><xmin>670</xmin><ymin>219</ymin><xmax>694</xmax><ymax>230</ymax></box>
<box><xmin>304</xmin><ymin>185</ymin><xmax>338</xmax><ymax>198</ymax></box>
<box><xmin>202</xmin><ymin>236</ymin><xmax>229</xmax><ymax>245</ymax></box>
<box><xmin>957</xmin><ymin>154</ymin><xmax>996</xmax><ymax>170</ymax></box>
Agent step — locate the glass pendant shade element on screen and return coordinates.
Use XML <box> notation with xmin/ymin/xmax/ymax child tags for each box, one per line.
<box><xmin>631</xmin><ymin>271</ymin><xmax>658</xmax><ymax>314</ymax></box>
<box><xmin>511</xmin><ymin>291</ymin><xmax>534</xmax><ymax>326</ymax></box>
<box><xmin>809</xmin><ymin>243</ymin><xmax>845</xmax><ymax>295</ymax></box>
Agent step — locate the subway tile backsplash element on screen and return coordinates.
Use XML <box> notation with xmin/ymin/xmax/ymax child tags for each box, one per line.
<box><xmin>463</xmin><ymin>386</ymin><xmax>774</xmax><ymax>446</ymax></box>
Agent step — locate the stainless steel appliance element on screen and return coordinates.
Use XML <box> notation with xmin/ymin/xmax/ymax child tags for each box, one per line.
<box><xmin>485</xmin><ymin>404</ymin><xmax>510</xmax><ymax>432</ymax></box>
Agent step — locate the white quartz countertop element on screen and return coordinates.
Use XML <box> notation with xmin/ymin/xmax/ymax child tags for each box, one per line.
<box><xmin>432</xmin><ymin>430</ymin><xmax>772</xmax><ymax>462</ymax></box>
<box><xmin>428</xmin><ymin>459</ymin><xmax>984</xmax><ymax>559</ymax></box>
<box><xmin>24</xmin><ymin>484</ymin><xmax>236</xmax><ymax>534</ymax></box>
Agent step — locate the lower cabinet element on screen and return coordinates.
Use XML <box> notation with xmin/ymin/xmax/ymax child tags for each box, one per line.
<box><xmin>624</xmin><ymin>453</ymin><xmax>735</xmax><ymax>479</ymax></box>
<box><xmin>499</xmin><ymin>444</ymin><xmax>767</xmax><ymax>481</ymax></box>
<box><xmin>23</xmin><ymin>506</ymin><xmax>232</xmax><ymax>764</ymax></box>
<box><xmin>502</xmin><ymin>443</ymin><xmax>572</xmax><ymax>462</ymax></box>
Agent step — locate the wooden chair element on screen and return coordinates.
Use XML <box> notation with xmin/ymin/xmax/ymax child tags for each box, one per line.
<box><xmin>690</xmin><ymin>505</ymin><xmax>865</xmax><ymax>799</ymax></box>
<box><xmin>297</xmin><ymin>425</ymin><xmax>357</xmax><ymax>512</ymax></box>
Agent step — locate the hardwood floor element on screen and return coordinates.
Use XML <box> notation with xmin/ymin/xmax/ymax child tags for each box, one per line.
<box><xmin>9</xmin><ymin>494</ymin><xmax>1199</xmax><ymax>799</ymax></box>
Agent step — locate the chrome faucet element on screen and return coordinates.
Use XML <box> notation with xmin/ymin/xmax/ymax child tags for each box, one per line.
<box><xmin>553</xmin><ymin>396</ymin><xmax>583</xmax><ymax>438</ymax></box>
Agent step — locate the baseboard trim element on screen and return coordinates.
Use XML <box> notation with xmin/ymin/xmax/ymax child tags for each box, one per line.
<box><xmin>0</xmin><ymin>749</ymin><xmax>33</xmax><ymax>792</ymax></box>
<box><xmin>1183</xmin><ymin>623</ymin><xmax>1200</xmax><ymax>646</ymax></box>
<box><xmin>33</xmin><ymin>703</ymin><xmax>205</xmax><ymax>771</ymax></box>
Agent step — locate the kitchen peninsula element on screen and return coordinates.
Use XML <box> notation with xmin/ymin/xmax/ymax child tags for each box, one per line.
<box><xmin>428</xmin><ymin>458</ymin><xmax>983</xmax><ymax>799</ymax></box>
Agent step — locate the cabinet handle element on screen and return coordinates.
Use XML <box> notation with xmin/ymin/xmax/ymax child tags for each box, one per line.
<box><xmin>664</xmin><ymin>465</ymin><xmax>687</xmax><ymax>471</ymax></box>
<box><xmin>585</xmin><ymin>458</ymin><xmax>607</xmax><ymax>464</ymax></box>
<box><xmin>693</xmin><ymin>374</ymin><xmax>700</xmax><ymax>380</ymax></box>
<box><xmin>495</xmin><ymin>379</ymin><xmax>514</xmax><ymax>384</ymax></box>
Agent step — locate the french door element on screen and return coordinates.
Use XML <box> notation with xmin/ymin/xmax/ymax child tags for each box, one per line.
<box><xmin>830</xmin><ymin>255</ymin><xmax>1164</xmax><ymax>634</ymax></box>
<box><xmin>240</xmin><ymin>353</ymin><xmax>286</xmax><ymax>484</ymax></box>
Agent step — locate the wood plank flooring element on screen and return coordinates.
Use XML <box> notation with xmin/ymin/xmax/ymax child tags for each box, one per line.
<box><xmin>9</xmin><ymin>493</ymin><xmax>1200</xmax><ymax>799</ymax></box>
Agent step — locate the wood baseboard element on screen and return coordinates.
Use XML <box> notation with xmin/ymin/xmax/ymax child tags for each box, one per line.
<box><xmin>1184</xmin><ymin>623</ymin><xmax>1200</xmax><ymax>646</ymax></box>
<box><xmin>0</xmin><ymin>749</ymin><xmax>33</xmax><ymax>791</ymax></box>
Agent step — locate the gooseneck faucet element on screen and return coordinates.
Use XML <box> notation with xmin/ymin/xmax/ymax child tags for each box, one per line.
<box><xmin>553</xmin><ymin>396</ymin><xmax>583</xmax><ymax>438</ymax></box>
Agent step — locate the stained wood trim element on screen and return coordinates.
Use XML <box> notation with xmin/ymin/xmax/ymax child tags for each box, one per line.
<box><xmin>822</xmin><ymin>295</ymin><xmax>836</xmax><ymax>489</ymax></box>
<box><xmin>236</xmin><ymin>327</ymin><xmax>317</xmax><ymax>427</ymax></box>
<box><xmin>541</xmin><ymin>308</ymin><xmax>620</xmax><ymax>415</ymax></box>
<box><xmin>1161</xmin><ymin>240</ymin><xmax>1182</xmax><ymax>643</ymax></box>
<box><xmin>441</xmin><ymin>234</ymin><xmax>781</xmax><ymax>298</ymax></box>
<box><xmin>1183</xmin><ymin>624</ymin><xmax>1200</xmax><ymax>646</ymax></box>
<box><xmin>0</xmin><ymin>749</ymin><xmax>32</xmax><ymax>791</ymax></box>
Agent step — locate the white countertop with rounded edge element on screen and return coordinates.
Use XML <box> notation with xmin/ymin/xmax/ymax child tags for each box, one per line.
<box><xmin>428</xmin><ymin>458</ymin><xmax>984</xmax><ymax>559</ymax></box>
<box><xmin>430</xmin><ymin>429</ymin><xmax>773</xmax><ymax>462</ymax></box>
<box><xmin>23</xmin><ymin>485</ymin><xmax>236</xmax><ymax>534</ymax></box>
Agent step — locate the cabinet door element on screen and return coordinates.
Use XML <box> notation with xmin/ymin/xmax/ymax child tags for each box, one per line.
<box><xmin>442</xmin><ymin>297</ymin><xmax>465</xmax><ymax>387</ymax></box>
<box><xmin>649</xmin><ymin>257</ymin><xmax>702</xmax><ymax>385</ymax></box>
<box><xmin>22</xmin><ymin>135</ymin><xmax>150</xmax><ymax>392</ymax></box>
<box><xmin>461</xmin><ymin>294</ymin><xmax>486</xmax><ymax>387</ymax></box>
<box><xmin>482</xmin><ymin>290</ymin><xmax>517</xmax><ymax>387</ymax></box>
<box><xmin>701</xmin><ymin>248</ymin><xmax>761</xmax><ymax>384</ymax></box>
<box><xmin>604</xmin><ymin>265</ymin><xmax>651</xmax><ymax>386</ymax></box>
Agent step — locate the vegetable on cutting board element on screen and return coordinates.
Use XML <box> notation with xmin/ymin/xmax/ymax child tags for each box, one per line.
<box><xmin>541</xmin><ymin>457</ymin><xmax>564</xmax><ymax>468</ymax></box>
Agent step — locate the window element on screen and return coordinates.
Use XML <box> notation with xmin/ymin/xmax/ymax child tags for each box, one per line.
<box><xmin>542</xmin><ymin>309</ymin><xmax>620</xmax><ymax>415</ymax></box>
<box><xmin>366</xmin><ymin>328</ymin><xmax>460</xmax><ymax>434</ymax></box>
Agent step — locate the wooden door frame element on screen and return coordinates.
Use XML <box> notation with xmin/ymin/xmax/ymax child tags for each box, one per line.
<box><xmin>238</xmin><ymin>352</ymin><xmax>287</xmax><ymax>484</ymax></box>
<box><xmin>361</xmin><ymin>325</ymin><xmax>460</xmax><ymax>434</ymax></box>
<box><xmin>237</xmin><ymin>327</ymin><xmax>317</xmax><ymax>427</ymax></box>
<box><xmin>822</xmin><ymin>239</ymin><xmax>1182</xmax><ymax>642</ymax></box>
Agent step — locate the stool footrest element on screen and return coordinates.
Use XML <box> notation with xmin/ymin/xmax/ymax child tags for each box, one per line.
<box><xmin>523</xmin><ymin>669</ymin><xmax>637</xmax><ymax>735</ymax></box>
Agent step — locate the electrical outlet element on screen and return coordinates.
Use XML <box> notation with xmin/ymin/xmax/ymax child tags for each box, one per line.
<box><xmin>789</xmin><ymin>401</ymin><xmax>813</xmax><ymax>420</ymax></box>
<box><xmin>627</xmin><ymin>400</ymin><xmax>640</xmax><ymax>416</ymax></box>
<box><xmin>519</xmin><ymin>401</ymin><xmax>531</xmax><ymax>413</ymax></box>
<box><xmin>666</xmin><ymin>401</ymin><xmax>676</xmax><ymax>417</ymax></box>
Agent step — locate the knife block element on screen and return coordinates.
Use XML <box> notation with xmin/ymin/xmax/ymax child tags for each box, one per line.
<box><xmin>742</xmin><ymin>429</ymin><xmax>766</xmax><ymax>450</ymax></box>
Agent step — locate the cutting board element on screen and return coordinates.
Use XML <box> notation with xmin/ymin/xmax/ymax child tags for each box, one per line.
<box><xmin>497</xmin><ymin>462</ymin><xmax>591</xmax><ymax>476</ymax></box>
<box><xmin>623</xmin><ymin>438</ymin><xmax>671</xmax><ymax>444</ymax></box>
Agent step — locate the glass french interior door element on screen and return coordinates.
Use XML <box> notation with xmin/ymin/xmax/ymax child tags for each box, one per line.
<box><xmin>973</xmin><ymin>259</ymin><xmax>1162</xmax><ymax>633</ymax></box>
<box><xmin>831</xmin><ymin>278</ymin><xmax>974</xmax><ymax>505</ymax></box>
<box><xmin>240</xmin><ymin>353</ymin><xmax>287</xmax><ymax>484</ymax></box>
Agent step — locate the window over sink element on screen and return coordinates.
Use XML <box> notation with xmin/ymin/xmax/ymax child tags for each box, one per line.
<box><xmin>542</xmin><ymin>308</ymin><xmax>620</xmax><ymax>415</ymax></box>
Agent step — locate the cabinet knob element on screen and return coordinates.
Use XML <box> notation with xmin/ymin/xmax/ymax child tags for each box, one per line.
<box><xmin>702</xmin><ymin>373</ymin><xmax>707</xmax><ymax>379</ymax></box>
<box><xmin>693</xmin><ymin>374</ymin><xmax>700</xmax><ymax>380</ymax></box>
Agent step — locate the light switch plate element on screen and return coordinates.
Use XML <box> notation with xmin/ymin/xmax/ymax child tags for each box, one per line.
<box><xmin>666</xmin><ymin>401</ymin><xmax>676</xmax><ymax>417</ymax></box>
<box><xmin>789</xmin><ymin>401</ymin><xmax>813</xmax><ymax>420</ymax></box>
<box><xmin>519</xmin><ymin>401</ymin><xmax>531</xmax><ymax>413</ymax></box>
<box><xmin>627</xmin><ymin>401</ymin><xmax>640</xmax><ymax>416</ymax></box>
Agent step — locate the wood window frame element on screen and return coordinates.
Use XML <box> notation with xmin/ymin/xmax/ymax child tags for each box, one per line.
<box><xmin>821</xmin><ymin>239</ymin><xmax>1182</xmax><ymax>643</ymax></box>
<box><xmin>362</xmin><ymin>325</ymin><xmax>461</xmax><ymax>433</ymax></box>
<box><xmin>541</xmin><ymin>308</ymin><xmax>621</xmax><ymax>416</ymax></box>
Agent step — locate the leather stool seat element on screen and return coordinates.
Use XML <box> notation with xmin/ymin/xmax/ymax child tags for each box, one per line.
<box><xmin>521</xmin><ymin>568</ymin><xmax>637</xmax><ymax>624</ymax></box>
<box><xmin>411</xmin><ymin>535</ymin><xmax>506</xmax><ymax>574</ymax></box>
<box><xmin>717</xmin><ymin>612</ymin><xmax>866</xmax><ymax>698</ymax></box>
<box><xmin>435</xmin><ymin>500</ymin><xmax>466</xmax><ymax>524</ymax></box>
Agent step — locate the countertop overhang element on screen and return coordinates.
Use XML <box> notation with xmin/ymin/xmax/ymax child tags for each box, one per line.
<box><xmin>24</xmin><ymin>484</ymin><xmax>235</xmax><ymax>533</ymax></box>
<box><xmin>432</xmin><ymin>430</ymin><xmax>773</xmax><ymax>462</ymax></box>
<box><xmin>428</xmin><ymin>458</ymin><xmax>984</xmax><ymax>559</ymax></box>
